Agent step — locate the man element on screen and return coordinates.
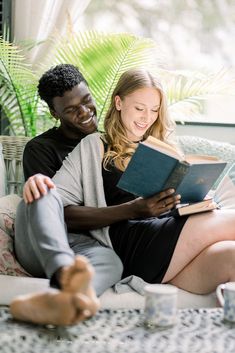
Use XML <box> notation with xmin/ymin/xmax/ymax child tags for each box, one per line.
<box><xmin>10</xmin><ymin>64</ymin><xmax>123</xmax><ymax>326</ymax></box>
<box><xmin>23</xmin><ymin>63</ymin><xmax>98</xmax><ymax>179</ymax></box>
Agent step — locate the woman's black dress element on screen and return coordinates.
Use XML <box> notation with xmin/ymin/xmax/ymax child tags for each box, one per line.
<box><xmin>102</xmin><ymin>149</ymin><xmax>188</xmax><ymax>283</ymax></box>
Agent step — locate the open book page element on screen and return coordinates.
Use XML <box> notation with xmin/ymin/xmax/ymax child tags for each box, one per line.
<box><xmin>185</xmin><ymin>154</ymin><xmax>222</xmax><ymax>164</ymax></box>
<box><xmin>144</xmin><ymin>136</ymin><xmax>223</xmax><ymax>165</ymax></box>
<box><xmin>143</xmin><ymin>136</ymin><xmax>184</xmax><ymax>160</ymax></box>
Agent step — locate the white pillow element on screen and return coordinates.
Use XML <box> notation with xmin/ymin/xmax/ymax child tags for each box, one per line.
<box><xmin>0</xmin><ymin>144</ymin><xmax>6</xmax><ymax>197</ymax></box>
<box><xmin>213</xmin><ymin>163</ymin><xmax>235</xmax><ymax>209</ymax></box>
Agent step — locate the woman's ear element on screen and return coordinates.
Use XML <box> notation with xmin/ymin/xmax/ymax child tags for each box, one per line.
<box><xmin>114</xmin><ymin>95</ymin><xmax>122</xmax><ymax>111</ymax></box>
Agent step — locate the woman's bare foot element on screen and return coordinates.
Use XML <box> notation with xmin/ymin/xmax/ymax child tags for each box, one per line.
<box><xmin>10</xmin><ymin>289</ymin><xmax>99</xmax><ymax>326</ymax></box>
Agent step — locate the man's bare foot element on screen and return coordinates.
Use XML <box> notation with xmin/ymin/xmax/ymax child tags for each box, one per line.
<box><xmin>60</xmin><ymin>255</ymin><xmax>94</xmax><ymax>294</ymax></box>
<box><xmin>10</xmin><ymin>289</ymin><xmax>99</xmax><ymax>326</ymax></box>
<box><xmin>10</xmin><ymin>256</ymin><xmax>100</xmax><ymax>326</ymax></box>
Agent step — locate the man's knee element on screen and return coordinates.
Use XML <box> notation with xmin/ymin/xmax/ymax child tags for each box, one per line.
<box><xmin>104</xmin><ymin>248</ymin><xmax>123</xmax><ymax>282</ymax></box>
<box><xmin>29</xmin><ymin>188</ymin><xmax>63</xmax><ymax>209</ymax></box>
<box><xmin>88</xmin><ymin>247</ymin><xmax>123</xmax><ymax>296</ymax></box>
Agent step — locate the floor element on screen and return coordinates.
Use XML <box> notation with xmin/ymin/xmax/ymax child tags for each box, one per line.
<box><xmin>1</xmin><ymin>307</ymin><xmax>235</xmax><ymax>353</ymax></box>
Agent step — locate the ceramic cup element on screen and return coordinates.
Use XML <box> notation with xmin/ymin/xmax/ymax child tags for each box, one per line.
<box><xmin>216</xmin><ymin>282</ymin><xmax>235</xmax><ymax>323</ymax></box>
<box><xmin>144</xmin><ymin>284</ymin><xmax>178</xmax><ymax>327</ymax></box>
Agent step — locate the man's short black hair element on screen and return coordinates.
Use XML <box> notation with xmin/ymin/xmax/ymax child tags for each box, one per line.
<box><xmin>38</xmin><ymin>64</ymin><xmax>88</xmax><ymax>109</ymax></box>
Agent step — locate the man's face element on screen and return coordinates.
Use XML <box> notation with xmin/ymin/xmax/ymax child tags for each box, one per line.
<box><xmin>51</xmin><ymin>82</ymin><xmax>98</xmax><ymax>138</ymax></box>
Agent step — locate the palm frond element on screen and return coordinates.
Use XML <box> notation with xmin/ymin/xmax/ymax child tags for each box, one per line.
<box><xmin>159</xmin><ymin>69</ymin><xmax>235</xmax><ymax>122</ymax></box>
<box><xmin>50</xmin><ymin>30</ymin><xmax>161</xmax><ymax>129</ymax></box>
<box><xmin>0</xmin><ymin>37</ymin><xmax>49</xmax><ymax>136</ymax></box>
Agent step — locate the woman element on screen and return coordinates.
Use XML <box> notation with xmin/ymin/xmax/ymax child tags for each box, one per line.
<box><xmin>53</xmin><ymin>68</ymin><xmax>235</xmax><ymax>294</ymax></box>
<box><xmin>13</xmin><ymin>69</ymin><xmax>235</xmax><ymax>325</ymax></box>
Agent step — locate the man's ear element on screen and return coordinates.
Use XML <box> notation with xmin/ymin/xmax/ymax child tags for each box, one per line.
<box><xmin>50</xmin><ymin>108</ymin><xmax>60</xmax><ymax>120</ymax></box>
<box><xmin>114</xmin><ymin>95</ymin><xmax>122</xmax><ymax>111</ymax></box>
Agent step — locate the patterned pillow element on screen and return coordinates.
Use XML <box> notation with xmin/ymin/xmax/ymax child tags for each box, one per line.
<box><xmin>0</xmin><ymin>194</ymin><xmax>31</xmax><ymax>276</ymax></box>
<box><xmin>0</xmin><ymin>194</ymin><xmax>22</xmax><ymax>236</ymax></box>
<box><xmin>0</xmin><ymin>228</ymin><xmax>30</xmax><ymax>276</ymax></box>
<box><xmin>0</xmin><ymin>143</ymin><xmax>6</xmax><ymax>197</ymax></box>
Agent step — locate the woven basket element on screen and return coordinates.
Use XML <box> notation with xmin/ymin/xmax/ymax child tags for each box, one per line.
<box><xmin>0</xmin><ymin>136</ymin><xmax>31</xmax><ymax>195</ymax></box>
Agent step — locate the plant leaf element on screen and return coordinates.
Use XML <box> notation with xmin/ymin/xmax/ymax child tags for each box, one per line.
<box><xmin>50</xmin><ymin>30</ymin><xmax>161</xmax><ymax>130</ymax></box>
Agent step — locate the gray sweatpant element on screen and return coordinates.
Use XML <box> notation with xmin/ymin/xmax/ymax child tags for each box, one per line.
<box><xmin>14</xmin><ymin>189</ymin><xmax>123</xmax><ymax>296</ymax></box>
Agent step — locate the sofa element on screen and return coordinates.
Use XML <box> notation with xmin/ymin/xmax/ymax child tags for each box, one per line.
<box><xmin>0</xmin><ymin>134</ymin><xmax>235</xmax><ymax>309</ymax></box>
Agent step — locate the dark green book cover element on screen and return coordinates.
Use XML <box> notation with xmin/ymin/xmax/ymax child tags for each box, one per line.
<box><xmin>117</xmin><ymin>142</ymin><xmax>227</xmax><ymax>203</ymax></box>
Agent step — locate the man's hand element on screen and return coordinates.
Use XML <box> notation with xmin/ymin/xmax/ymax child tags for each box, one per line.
<box><xmin>129</xmin><ymin>188</ymin><xmax>181</xmax><ymax>219</ymax></box>
<box><xmin>23</xmin><ymin>174</ymin><xmax>55</xmax><ymax>204</ymax></box>
<box><xmin>64</xmin><ymin>188</ymin><xmax>181</xmax><ymax>232</ymax></box>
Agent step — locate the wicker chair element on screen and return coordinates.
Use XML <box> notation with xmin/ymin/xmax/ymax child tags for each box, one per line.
<box><xmin>0</xmin><ymin>135</ymin><xmax>31</xmax><ymax>195</ymax></box>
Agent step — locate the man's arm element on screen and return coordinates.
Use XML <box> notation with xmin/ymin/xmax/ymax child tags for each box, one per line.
<box><xmin>64</xmin><ymin>189</ymin><xmax>180</xmax><ymax>231</ymax></box>
<box><xmin>23</xmin><ymin>174</ymin><xmax>180</xmax><ymax>229</ymax></box>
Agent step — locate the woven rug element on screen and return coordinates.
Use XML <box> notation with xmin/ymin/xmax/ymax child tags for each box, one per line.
<box><xmin>1</xmin><ymin>307</ymin><xmax>235</xmax><ymax>353</ymax></box>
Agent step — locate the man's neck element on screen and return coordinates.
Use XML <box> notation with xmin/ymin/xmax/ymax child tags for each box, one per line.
<box><xmin>57</xmin><ymin>126</ymin><xmax>85</xmax><ymax>140</ymax></box>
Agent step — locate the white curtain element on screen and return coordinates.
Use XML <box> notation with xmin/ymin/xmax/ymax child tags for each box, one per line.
<box><xmin>11</xmin><ymin>0</ymin><xmax>91</xmax><ymax>66</ymax></box>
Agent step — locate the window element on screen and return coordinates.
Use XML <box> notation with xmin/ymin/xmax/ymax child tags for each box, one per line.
<box><xmin>80</xmin><ymin>0</ymin><xmax>235</xmax><ymax>125</ymax></box>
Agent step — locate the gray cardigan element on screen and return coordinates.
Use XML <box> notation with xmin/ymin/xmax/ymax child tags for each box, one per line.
<box><xmin>52</xmin><ymin>132</ymin><xmax>112</xmax><ymax>248</ymax></box>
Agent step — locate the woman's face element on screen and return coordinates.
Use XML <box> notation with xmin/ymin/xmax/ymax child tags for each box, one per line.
<box><xmin>115</xmin><ymin>87</ymin><xmax>161</xmax><ymax>141</ymax></box>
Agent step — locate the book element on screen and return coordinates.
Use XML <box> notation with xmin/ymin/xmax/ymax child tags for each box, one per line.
<box><xmin>166</xmin><ymin>198</ymin><xmax>219</xmax><ymax>217</ymax></box>
<box><xmin>117</xmin><ymin>136</ymin><xmax>227</xmax><ymax>203</ymax></box>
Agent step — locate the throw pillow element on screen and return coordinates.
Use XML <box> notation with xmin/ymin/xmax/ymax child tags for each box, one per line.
<box><xmin>0</xmin><ymin>227</ymin><xmax>30</xmax><ymax>276</ymax></box>
<box><xmin>213</xmin><ymin>163</ymin><xmax>235</xmax><ymax>209</ymax></box>
<box><xmin>0</xmin><ymin>194</ymin><xmax>22</xmax><ymax>237</ymax></box>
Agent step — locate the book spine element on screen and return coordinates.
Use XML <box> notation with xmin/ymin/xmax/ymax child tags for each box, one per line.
<box><xmin>164</xmin><ymin>161</ymin><xmax>189</xmax><ymax>190</ymax></box>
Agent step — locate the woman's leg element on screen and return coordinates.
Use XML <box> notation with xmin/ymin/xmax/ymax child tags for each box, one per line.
<box><xmin>168</xmin><ymin>241</ymin><xmax>235</xmax><ymax>294</ymax></box>
<box><xmin>162</xmin><ymin>209</ymin><xmax>235</xmax><ymax>287</ymax></box>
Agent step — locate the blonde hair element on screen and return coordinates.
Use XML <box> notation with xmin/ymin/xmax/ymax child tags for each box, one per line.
<box><xmin>103</xmin><ymin>68</ymin><xmax>175</xmax><ymax>171</ymax></box>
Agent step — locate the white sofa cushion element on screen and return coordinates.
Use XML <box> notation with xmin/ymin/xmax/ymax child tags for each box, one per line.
<box><xmin>2</xmin><ymin>167</ymin><xmax>233</xmax><ymax>310</ymax></box>
<box><xmin>0</xmin><ymin>274</ymin><xmax>217</xmax><ymax>309</ymax></box>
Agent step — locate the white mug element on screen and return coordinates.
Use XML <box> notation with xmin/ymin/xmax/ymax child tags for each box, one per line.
<box><xmin>144</xmin><ymin>284</ymin><xmax>178</xmax><ymax>327</ymax></box>
<box><xmin>216</xmin><ymin>282</ymin><xmax>235</xmax><ymax>322</ymax></box>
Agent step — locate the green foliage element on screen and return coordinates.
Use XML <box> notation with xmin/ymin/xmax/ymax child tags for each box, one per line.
<box><xmin>160</xmin><ymin>69</ymin><xmax>235</xmax><ymax>122</ymax></box>
<box><xmin>0</xmin><ymin>37</ymin><xmax>52</xmax><ymax>136</ymax></box>
<box><xmin>0</xmin><ymin>31</ymin><xmax>234</xmax><ymax>135</ymax></box>
<box><xmin>51</xmin><ymin>30</ymin><xmax>160</xmax><ymax>130</ymax></box>
<box><xmin>50</xmin><ymin>30</ymin><xmax>235</xmax><ymax>127</ymax></box>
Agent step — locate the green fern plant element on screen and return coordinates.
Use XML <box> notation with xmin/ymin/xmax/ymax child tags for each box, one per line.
<box><xmin>50</xmin><ymin>30</ymin><xmax>235</xmax><ymax>128</ymax></box>
<box><xmin>50</xmin><ymin>30</ymin><xmax>161</xmax><ymax>130</ymax></box>
<box><xmin>1</xmin><ymin>32</ymin><xmax>234</xmax><ymax>136</ymax></box>
<box><xmin>0</xmin><ymin>37</ymin><xmax>52</xmax><ymax>136</ymax></box>
<box><xmin>159</xmin><ymin>69</ymin><xmax>235</xmax><ymax>123</ymax></box>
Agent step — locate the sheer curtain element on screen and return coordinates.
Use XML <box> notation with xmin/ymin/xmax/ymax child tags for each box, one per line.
<box><xmin>11</xmin><ymin>0</ymin><xmax>91</xmax><ymax>66</ymax></box>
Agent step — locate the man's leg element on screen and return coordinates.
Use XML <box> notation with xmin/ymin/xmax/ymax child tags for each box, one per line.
<box><xmin>15</xmin><ymin>188</ymin><xmax>123</xmax><ymax>296</ymax></box>
<box><xmin>68</xmin><ymin>233</ymin><xmax>123</xmax><ymax>296</ymax></box>
<box><xmin>13</xmin><ymin>190</ymin><xmax>100</xmax><ymax>325</ymax></box>
<box><xmin>14</xmin><ymin>189</ymin><xmax>75</xmax><ymax>279</ymax></box>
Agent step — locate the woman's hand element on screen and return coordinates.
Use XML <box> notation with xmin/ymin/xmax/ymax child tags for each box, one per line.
<box><xmin>23</xmin><ymin>174</ymin><xmax>55</xmax><ymax>204</ymax></box>
<box><xmin>129</xmin><ymin>188</ymin><xmax>181</xmax><ymax>218</ymax></box>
